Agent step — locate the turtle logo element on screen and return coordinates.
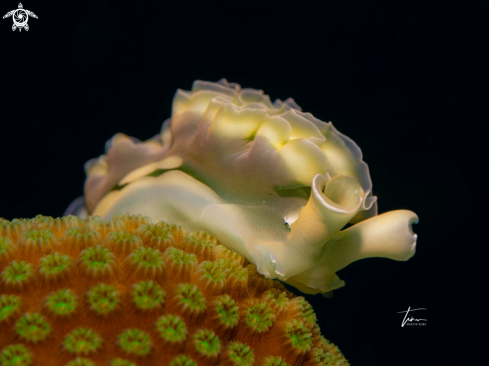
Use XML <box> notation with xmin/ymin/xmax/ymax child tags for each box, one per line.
<box><xmin>3</xmin><ymin>3</ymin><xmax>37</xmax><ymax>32</ymax></box>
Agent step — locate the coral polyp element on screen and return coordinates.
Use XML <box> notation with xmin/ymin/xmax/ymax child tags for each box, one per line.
<box><xmin>14</xmin><ymin>312</ymin><xmax>52</xmax><ymax>343</ymax></box>
<box><xmin>0</xmin><ymin>214</ymin><xmax>348</xmax><ymax>365</ymax></box>
<box><xmin>38</xmin><ymin>253</ymin><xmax>74</xmax><ymax>290</ymax></box>
<box><xmin>117</xmin><ymin>328</ymin><xmax>153</xmax><ymax>356</ymax></box>
<box><xmin>63</xmin><ymin>327</ymin><xmax>103</xmax><ymax>356</ymax></box>
<box><xmin>16</xmin><ymin>229</ymin><xmax>59</xmax><ymax>262</ymax></box>
<box><xmin>169</xmin><ymin>354</ymin><xmax>197</xmax><ymax>366</ymax></box>
<box><xmin>124</xmin><ymin>247</ymin><xmax>166</xmax><ymax>284</ymax></box>
<box><xmin>86</xmin><ymin>283</ymin><xmax>121</xmax><ymax>316</ymax></box>
<box><xmin>220</xmin><ymin>341</ymin><xmax>254</xmax><ymax>366</ymax></box>
<box><xmin>191</xmin><ymin>328</ymin><xmax>221</xmax><ymax>361</ymax></box>
<box><xmin>1</xmin><ymin>260</ymin><xmax>34</xmax><ymax>293</ymax></box>
<box><xmin>0</xmin><ymin>344</ymin><xmax>32</xmax><ymax>366</ymax></box>
<box><xmin>130</xmin><ymin>280</ymin><xmax>165</xmax><ymax>311</ymax></box>
<box><xmin>42</xmin><ymin>289</ymin><xmax>78</xmax><ymax>317</ymax></box>
<box><xmin>110</xmin><ymin>359</ymin><xmax>136</xmax><ymax>366</ymax></box>
<box><xmin>207</xmin><ymin>294</ymin><xmax>239</xmax><ymax>335</ymax></box>
<box><xmin>155</xmin><ymin>313</ymin><xmax>187</xmax><ymax>345</ymax></box>
<box><xmin>0</xmin><ymin>294</ymin><xmax>21</xmax><ymax>322</ymax></box>
<box><xmin>77</xmin><ymin>245</ymin><xmax>119</xmax><ymax>281</ymax></box>
<box><xmin>244</xmin><ymin>301</ymin><xmax>275</xmax><ymax>334</ymax></box>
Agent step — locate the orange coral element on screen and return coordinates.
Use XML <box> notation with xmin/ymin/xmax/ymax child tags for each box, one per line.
<box><xmin>0</xmin><ymin>214</ymin><xmax>348</xmax><ymax>366</ymax></box>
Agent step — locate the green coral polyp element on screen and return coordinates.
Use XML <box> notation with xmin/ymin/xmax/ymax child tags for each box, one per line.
<box><xmin>111</xmin><ymin>232</ymin><xmax>135</xmax><ymax>242</ymax></box>
<box><xmin>285</xmin><ymin>319</ymin><xmax>313</xmax><ymax>351</ymax></box>
<box><xmin>132</xmin><ymin>280</ymin><xmax>165</xmax><ymax>310</ymax></box>
<box><xmin>63</xmin><ymin>327</ymin><xmax>103</xmax><ymax>355</ymax></box>
<box><xmin>260</xmin><ymin>355</ymin><xmax>290</xmax><ymax>366</ymax></box>
<box><xmin>86</xmin><ymin>219</ymin><xmax>127</xmax><ymax>239</ymax></box>
<box><xmin>155</xmin><ymin>314</ymin><xmax>187</xmax><ymax>343</ymax></box>
<box><xmin>150</xmin><ymin>224</ymin><xmax>171</xmax><ymax>238</ymax></box>
<box><xmin>17</xmin><ymin>229</ymin><xmax>58</xmax><ymax>259</ymax></box>
<box><xmin>34</xmin><ymin>215</ymin><xmax>81</xmax><ymax>233</ymax></box>
<box><xmin>117</xmin><ymin>329</ymin><xmax>153</xmax><ymax>356</ymax></box>
<box><xmin>274</xmin><ymin>292</ymin><xmax>289</xmax><ymax>308</ymax></box>
<box><xmin>200</xmin><ymin>261</ymin><xmax>226</xmax><ymax>282</ymax></box>
<box><xmin>23</xmin><ymin>229</ymin><xmax>53</xmax><ymax>240</ymax></box>
<box><xmin>166</xmin><ymin>247</ymin><xmax>197</xmax><ymax>265</ymax></box>
<box><xmin>61</xmin><ymin>227</ymin><xmax>101</xmax><ymax>252</ymax></box>
<box><xmin>0</xmin><ymin>236</ymin><xmax>14</xmax><ymax>257</ymax></box>
<box><xmin>0</xmin><ymin>219</ymin><xmax>31</xmax><ymax>241</ymax></box>
<box><xmin>216</xmin><ymin>295</ymin><xmax>239</xmax><ymax>327</ymax></box>
<box><xmin>245</xmin><ymin>302</ymin><xmax>275</xmax><ymax>332</ymax></box>
<box><xmin>226</xmin><ymin>341</ymin><xmax>254</xmax><ymax>366</ymax></box>
<box><xmin>79</xmin><ymin>245</ymin><xmax>117</xmax><ymax>275</ymax></box>
<box><xmin>39</xmin><ymin>252</ymin><xmax>73</xmax><ymax>278</ymax></box>
<box><xmin>176</xmin><ymin>283</ymin><xmax>206</xmax><ymax>311</ymax></box>
<box><xmin>217</xmin><ymin>259</ymin><xmax>246</xmax><ymax>279</ymax></box>
<box><xmin>317</xmin><ymin>336</ymin><xmax>347</xmax><ymax>363</ymax></box>
<box><xmin>66</xmin><ymin>358</ymin><xmax>96</xmax><ymax>366</ymax></box>
<box><xmin>136</xmin><ymin>224</ymin><xmax>172</xmax><ymax>242</ymax></box>
<box><xmin>0</xmin><ymin>294</ymin><xmax>21</xmax><ymax>322</ymax></box>
<box><xmin>193</xmin><ymin>328</ymin><xmax>221</xmax><ymax>357</ymax></box>
<box><xmin>20</xmin><ymin>229</ymin><xmax>56</xmax><ymax>246</ymax></box>
<box><xmin>0</xmin><ymin>344</ymin><xmax>32</xmax><ymax>366</ymax></box>
<box><xmin>130</xmin><ymin>247</ymin><xmax>164</xmax><ymax>269</ymax></box>
<box><xmin>169</xmin><ymin>354</ymin><xmax>197</xmax><ymax>366</ymax></box>
<box><xmin>105</xmin><ymin>231</ymin><xmax>141</xmax><ymax>254</ymax></box>
<box><xmin>63</xmin><ymin>227</ymin><xmax>94</xmax><ymax>238</ymax></box>
<box><xmin>187</xmin><ymin>235</ymin><xmax>214</xmax><ymax>249</ymax></box>
<box><xmin>298</xmin><ymin>297</ymin><xmax>317</xmax><ymax>325</ymax></box>
<box><xmin>44</xmin><ymin>289</ymin><xmax>77</xmax><ymax>316</ymax></box>
<box><xmin>1</xmin><ymin>261</ymin><xmax>33</xmax><ymax>289</ymax></box>
<box><xmin>310</xmin><ymin>346</ymin><xmax>331</xmax><ymax>364</ymax></box>
<box><xmin>233</xmin><ymin>268</ymin><xmax>248</xmax><ymax>281</ymax></box>
<box><xmin>87</xmin><ymin>283</ymin><xmax>121</xmax><ymax>315</ymax></box>
<box><xmin>14</xmin><ymin>312</ymin><xmax>51</xmax><ymax>343</ymax></box>
<box><xmin>109</xmin><ymin>359</ymin><xmax>136</xmax><ymax>366</ymax></box>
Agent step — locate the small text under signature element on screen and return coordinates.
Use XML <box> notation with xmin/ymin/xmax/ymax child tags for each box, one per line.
<box><xmin>397</xmin><ymin>306</ymin><xmax>427</xmax><ymax>327</ymax></box>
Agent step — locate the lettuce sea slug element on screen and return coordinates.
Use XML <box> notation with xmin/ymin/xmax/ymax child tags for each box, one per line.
<box><xmin>78</xmin><ymin>79</ymin><xmax>418</xmax><ymax>295</ymax></box>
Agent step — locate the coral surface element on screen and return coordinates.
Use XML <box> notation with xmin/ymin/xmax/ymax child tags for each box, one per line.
<box><xmin>77</xmin><ymin>79</ymin><xmax>418</xmax><ymax>295</ymax></box>
<box><xmin>0</xmin><ymin>214</ymin><xmax>348</xmax><ymax>366</ymax></box>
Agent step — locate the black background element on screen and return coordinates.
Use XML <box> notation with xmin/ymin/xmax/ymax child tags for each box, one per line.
<box><xmin>0</xmin><ymin>0</ymin><xmax>485</xmax><ymax>365</ymax></box>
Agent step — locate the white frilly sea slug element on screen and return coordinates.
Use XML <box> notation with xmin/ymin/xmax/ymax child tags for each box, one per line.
<box><xmin>72</xmin><ymin>79</ymin><xmax>418</xmax><ymax>295</ymax></box>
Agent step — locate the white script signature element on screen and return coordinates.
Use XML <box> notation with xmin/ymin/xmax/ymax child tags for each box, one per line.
<box><xmin>397</xmin><ymin>306</ymin><xmax>427</xmax><ymax>327</ymax></box>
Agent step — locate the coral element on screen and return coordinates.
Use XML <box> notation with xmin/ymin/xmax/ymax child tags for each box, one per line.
<box><xmin>42</xmin><ymin>289</ymin><xmax>78</xmax><ymax>317</ymax></box>
<box><xmin>63</xmin><ymin>327</ymin><xmax>103</xmax><ymax>356</ymax></box>
<box><xmin>1</xmin><ymin>260</ymin><xmax>35</xmax><ymax>293</ymax></box>
<box><xmin>14</xmin><ymin>313</ymin><xmax>52</xmax><ymax>343</ymax></box>
<box><xmin>220</xmin><ymin>341</ymin><xmax>254</xmax><ymax>366</ymax></box>
<box><xmin>0</xmin><ymin>344</ymin><xmax>32</xmax><ymax>366</ymax></box>
<box><xmin>76</xmin><ymin>79</ymin><xmax>418</xmax><ymax>295</ymax></box>
<box><xmin>38</xmin><ymin>253</ymin><xmax>75</xmax><ymax>290</ymax></box>
<box><xmin>0</xmin><ymin>214</ymin><xmax>348</xmax><ymax>366</ymax></box>
<box><xmin>0</xmin><ymin>294</ymin><xmax>21</xmax><ymax>322</ymax></box>
<box><xmin>155</xmin><ymin>313</ymin><xmax>187</xmax><ymax>347</ymax></box>
<box><xmin>117</xmin><ymin>328</ymin><xmax>153</xmax><ymax>356</ymax></box>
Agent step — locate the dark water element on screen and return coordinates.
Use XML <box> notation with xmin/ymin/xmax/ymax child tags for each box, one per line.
<box><xmin>0</xmin><ymin>1</ymin><xmax>484</xmax><ymax>364</ymax></box>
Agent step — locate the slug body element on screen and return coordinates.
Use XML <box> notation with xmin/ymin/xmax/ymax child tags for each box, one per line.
<box><xmin>80</xmin><ymin>79</ymin><xmax>418</xmax><ymax>294</ymax></box>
